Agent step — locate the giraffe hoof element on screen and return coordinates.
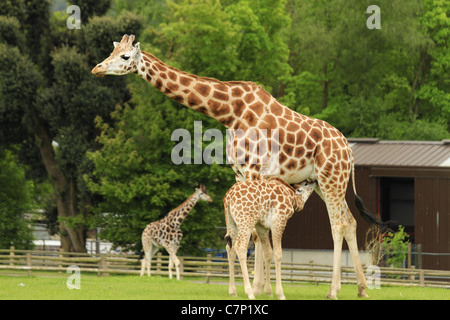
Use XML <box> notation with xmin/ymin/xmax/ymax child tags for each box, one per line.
<box><xmin>252</xmin><ymin>285</ymin><xmax>263</xmax><ymax>296</ymax></box>
<box><xmin>358</xmin><ymin>292</ymin><xmax>369</xmax><ymax>298</ymax></box>
<box><xmin>229</xmin><ymin>289</ymin><xmax>237</xmax><ymax>297</ymax></box>
<box><xmin>264</xmin><ymin>287</ymin><xmax>272</xmax><ymax>297</ymax></box>
<box><xmin>358</xmin><ymin>287</ymin><xmax>369</xmax><ymax>297</ymax></box>
<box><xmin>326</xmin><ymin>292</ymin><xmax>338</xmax><ymax>300</ymax></box>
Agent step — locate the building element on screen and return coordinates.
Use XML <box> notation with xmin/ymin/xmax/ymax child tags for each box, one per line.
<box><xmin>282</xmin><ymin>139</ymin><xmax>450</xmax><ymax>270</ymax></box>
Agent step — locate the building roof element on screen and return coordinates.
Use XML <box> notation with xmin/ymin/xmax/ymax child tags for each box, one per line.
<box><xmin>349</xmin><ymin>138</ymin><xmax>450</xmax><ymax>168</ymax></box>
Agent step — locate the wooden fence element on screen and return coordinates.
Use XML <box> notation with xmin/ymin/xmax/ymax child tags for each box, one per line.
<box><xmin>0</xmin><ymin>247</ymin><xmax>449</xmax><ymax>288</ymax></box>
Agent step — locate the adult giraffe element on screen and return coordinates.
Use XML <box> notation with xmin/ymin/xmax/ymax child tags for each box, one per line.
<box><xmin>92</xmin><ymin>34</ymin><xmax>387</xmax><ymax>299</ymax></box>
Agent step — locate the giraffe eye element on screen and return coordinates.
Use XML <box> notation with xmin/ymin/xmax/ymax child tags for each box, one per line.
<box><xmin>121</xmin><ymin>55</ymin><xmax>130</xmax><ymax>61</ymax></box>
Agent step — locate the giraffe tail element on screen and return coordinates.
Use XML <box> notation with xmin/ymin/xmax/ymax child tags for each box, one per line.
<box><xmin>224</xmin><ymin>198</ymin><xmax>233</xmax><ymax>249</ymax></box>
<box><xmin>351</xmin><ymin>159</ymin><xmax>397</xmax><ymax>232</ymax></box>
<box><xmin>137</xmin><ymin>251</ymin><xmax>145</xmax><ymax>264</ymax></box>
<box><xmin>225</xmin><ymin>234</ymin><xmax>232</xmax><ymax>249</ymax></box>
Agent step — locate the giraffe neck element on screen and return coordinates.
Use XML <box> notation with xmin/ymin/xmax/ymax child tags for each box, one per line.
<box><xmin>292</xmin><ymin>194</ymin><xmax>305</xmax><ymax>213</ymax></box>
<box><xmin>165</xmin><ymin>191</ymin><xmax>200</xmax><ymax>228</ymax></box>
<box><xmin>137</xmin><ymin>51</ymin><xmax>265</xmax><ymax>129</ymax></box>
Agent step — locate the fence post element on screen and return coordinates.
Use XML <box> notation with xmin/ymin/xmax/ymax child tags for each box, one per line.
<box><xmin>409</xmin><ymin>265</ymin><xmax>416</xmax><ymax>281</ymax></box>
<box><xmin>99</xmin><ymin>254</ymin><xmax>109</xmax><ymax>277</ymax></box>
<box><xmin>58</xmin><ymin>248</ymin><xmax>64</xmax><ymax>274</ymax></box>
<box><xmin>417</xmin><ymin>244</ymin><xmax>423</xmax><ymax>270</ymax></box>
<box><xmin>206</xmin><ymin>254</ymin><xmax>212</xmax><ymax>284</ymax></box>
<box><xmin>9</xmin><ymin>246</ymin><xmax>15</xmax><ymax>267</ymax></box>
<box><xmin>26</xmin><ymin>252</ymin><xmax>32</xmax><ymax>276</ymax></box>
<box><xmin>419</xmin><ymin>270</ymin><xmax>425</xmax><ymax>286</ymax></box>
<box><xmin>407</xmin><ymin>243</ymin><xmax>412</xmax><ymax>268</ymax></box>
<box><xmin>308</xmin><ymin>260</ymin><xmax>314</xmax><ymax>283</ymax></box>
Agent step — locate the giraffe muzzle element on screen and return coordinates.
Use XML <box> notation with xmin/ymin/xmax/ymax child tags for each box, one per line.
<box><xmin>92</xmin><ymin>64</ymin><xmax>106</xmax><ymax>77</ymax></box>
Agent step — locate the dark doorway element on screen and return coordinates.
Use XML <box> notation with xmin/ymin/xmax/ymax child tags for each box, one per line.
<box><xmin>380</xmin><ymin>177</ymin><xmax>415</xmax><ymax>240</ymax></box>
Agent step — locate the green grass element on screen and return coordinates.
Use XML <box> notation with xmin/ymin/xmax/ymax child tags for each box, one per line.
<box><xmin>0</xmin><ymin>273</ymin><xmax>448</xmax><ymax>300</ymax></box>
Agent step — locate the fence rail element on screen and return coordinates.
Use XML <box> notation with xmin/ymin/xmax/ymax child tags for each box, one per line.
<box><xmin>0</xmin><ymin>247</ymin><xmax>449</xmax><ymax>288</ymax></box>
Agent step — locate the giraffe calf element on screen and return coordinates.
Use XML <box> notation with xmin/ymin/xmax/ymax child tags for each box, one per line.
<box><xmin>224</xmin><ymin>177</ymin><xmax>316</xmax><ymax>300</ymax></box>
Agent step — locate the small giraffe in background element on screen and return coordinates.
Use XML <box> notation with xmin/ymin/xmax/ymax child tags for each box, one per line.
<box><xmin>224</xmin><ymin>178</ymin><xmax>316</xmax><ymax>300</ymax></box>
<box><xmin>140</xmin><ymin>184</ymin><xmax>212</xmax><ymax>279</ymax></box>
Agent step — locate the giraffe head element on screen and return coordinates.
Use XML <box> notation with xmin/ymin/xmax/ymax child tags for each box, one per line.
<box><xmin>196</xmin><ymin>184</ymin><xmax>213</xmax><ymax>202</ymax></box>
<box><xmin>293</xmin><ymin>181</ymin><xmax>316</xmax><ymax>195</ymax></box>
<box><xmin>92</xmin><ymin>34</ymin><xmax>141</xmax><ymax>77</ymax></box>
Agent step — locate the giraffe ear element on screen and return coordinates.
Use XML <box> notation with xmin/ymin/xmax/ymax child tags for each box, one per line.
<box><xmin>113</xmin><ymin>41</ymin><xmax>120</xmax><ymax>48</ymax></box>
<box><xmin>133</xmin><ymin>42</ymin><xmax>141</xmax><ymax>58</ymax></box>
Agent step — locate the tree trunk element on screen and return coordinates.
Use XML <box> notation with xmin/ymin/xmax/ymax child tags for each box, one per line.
<box><xmin>32</xmin><ymin>113</ymin><xmax>87</xmax><ymax>253</ymax></box>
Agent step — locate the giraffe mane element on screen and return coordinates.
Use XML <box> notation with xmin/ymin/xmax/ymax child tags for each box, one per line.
<box><xmin>141</xmin><ymin>50</ymin><xmax>259</xmax><ymax>89</ymax></box>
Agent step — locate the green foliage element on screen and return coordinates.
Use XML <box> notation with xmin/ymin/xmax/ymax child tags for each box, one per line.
<box><xmin>82</xmin><ymin>10</ymin><xmax>143</xmax><ymax>63</ymax></box>
<box><xmin>382</xmin><ymin>226</ymin><xmax>410</xmax><ymax>270</ymax></box>
<box><xmin>226</xmin><ymin>0</ymin><xmax>292</xmax><ymax>92</ymax></box>
<box><xmin>160</xmin><ymin>0</ymin><xmax>240</xmax><ymax>79</ymax></box>
<box><xmin>0</xmin><ymin>44</ymin><xmax>42</xmax><ymax>143</ymax></box>
<box><xmin>69</xmin><ymin>0</ymin><xmax>112</xmax><ymax>21</ymax></box>
<box><xmin>286</xmin><ymin>0</ymin><xmax>449</xmax><ymax>139</ymax></box>
<box><xmin>0</xmin><ymin>16</ymin><xmax>25</xmax><ymax>50</ymax></box>
<box><xmin>0</xmin><ymin>150</ymin><xmax>34</xmax><ymax>249</ymax></box>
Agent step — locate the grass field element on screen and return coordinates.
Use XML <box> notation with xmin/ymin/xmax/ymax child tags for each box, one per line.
<box><xmin>0</xmin><ymin>273</ymin><xmax>448</xmax><ymax>300</ymax></box>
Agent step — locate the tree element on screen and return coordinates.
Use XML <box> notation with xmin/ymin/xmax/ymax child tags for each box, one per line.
<box><xmin>0</xmin><ymin>149</ymin><xmax>34</xmax><ymax>249</ymax></box>
<box><xmin>417</xmin><ymin>0</ymin><xmax>450</xmax><ymax>131</ymax></box>
<box><xmin>0</xmin><ymin>0</ymin><xmax>142</xmax><ymax>252</ymax></box>
<box><xmin>284</xmin><ymin>0</ymin><xmax>449</xmax><ymax>140</ymax></box>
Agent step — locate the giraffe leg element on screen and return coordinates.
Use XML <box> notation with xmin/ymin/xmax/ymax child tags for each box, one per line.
<box><xmin>255</xmin><ymin>225</ymin><xmax>272</xmax><ymax>297</ymax></box>
<box><xmin>315</xmin><ymin>155</ymin><xmax>354</xmax><ymax>300</ymax></box>
<box><xmin>271</xmin><ymin>222</ymin><xmax>286</xmax><ymax>300</ymax></box>
<box><xmin>342</xmin><ymin>202</ymin><xmax>368</xmax><ymax>297</ymax></box>
<box><xmin>166</xmin><ymin>245</ymin><xmax>181</xmax><ymax>280</ymax></box>
<box><xmin>141</xmin><ymin>243</ymin><xmax>155</xmax><ymax>277</ymax></box>
<box><xmin>148</xmin><ymin>244</ymin><xmax>159</xmax><ymax>276</ymax></box>
<box><xmin>172</xmin><ymin>254</ymin><xmax>181</xmax><ymax>280</ymax></box>
<box><xmin>251</xmin><ymin>239</ymin><xmax>265</xmax><ymax>296</ymax></box>
<box><xmin>226</xmin><ymin>243</ymin><xmax>237</xmax><ymax>296</ymax></box>
<box><xmin>226</xmin><ymin>215</ymin><xmax>238</xmax><ymax>296</ymax></box>
<box><xmin>140</xmin><ymin>257</ymin><xmax>146</xmax><ymax>277</ymax></box>
<box><xmin>235</xmin><ymin>229</ymin><xmax>255</xmax><ymax>300</ymax></box>
<box><xmin>140</xmin><ymin>243</ymin><xmax>149</xmax><ymax>277</ymax></box>
<box><xmin>168</xmin><ymin>255</ymin><xmax>173</xmax><ymax>279</ymax></box>
<box><xmin>328</xmin><ymin>219</ymin><xmax>344</xmax><ymax>300</ymax></box>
